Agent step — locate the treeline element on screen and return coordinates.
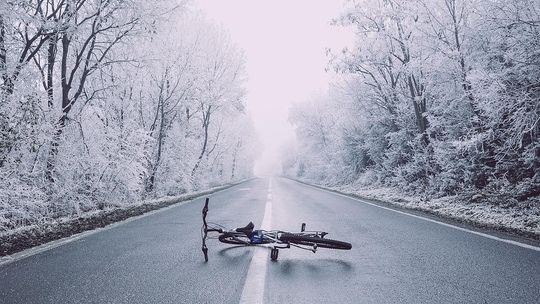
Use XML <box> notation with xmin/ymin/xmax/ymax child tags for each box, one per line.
<box><xmin>0</xmin><ymin>0</ymin><xmax>257</xmax><ymax>232</ymax></box>
<box><xmin>283</xmin><ymin>0</ymin><xmax>539</xmax><ymax>204</ymax></box>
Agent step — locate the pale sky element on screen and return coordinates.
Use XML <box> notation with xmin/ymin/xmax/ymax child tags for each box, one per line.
<box><xmin>191</xmin><ymin>0</ymin><xmax>353</xmax><ymax>176</ymax></box>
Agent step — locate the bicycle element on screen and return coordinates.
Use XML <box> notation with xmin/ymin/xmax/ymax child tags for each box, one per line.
<box><xmin>201</xmin><ymin>198</ymin><xmax>352</xmax><ymax>261</ymax></box>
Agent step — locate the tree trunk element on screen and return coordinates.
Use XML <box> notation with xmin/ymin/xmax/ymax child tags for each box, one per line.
<box><xmin>407</xmin><ymin>75</ymin><xmax>429</xmax><ymax>145</ymax></box>
<box><xmin>0</xmin><ymin>15</ymin><xmax>7</xmax><ymax>92</ymax></box>
<box><xmin>146</xmin><ymin>98</ymin><xmax>166</xmax><ymax>193</ymax></box>
<box><xmin>191</xmin><ymin>105</ymin><xmax>212</xmax><ymax>178</ymax></box>
<box><xmin>46</xmin><ymin>35</ymin><xmax>57</xmax><ymax>108</ymax></box>
<box><xmin>446</xmin><ymin>0</ymin><xmax>483</xmax><ymax>128</ymax></box>
<box><xmin>46</xmin><ymin>32</ymin><xmax>71</xmax><ymax>181</ymax></box>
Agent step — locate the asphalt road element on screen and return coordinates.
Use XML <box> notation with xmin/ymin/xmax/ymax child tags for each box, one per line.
<box><xmin>1</xmin><ymin>178</ymin><xmax>539</xmax><ymax>304</ymax></box>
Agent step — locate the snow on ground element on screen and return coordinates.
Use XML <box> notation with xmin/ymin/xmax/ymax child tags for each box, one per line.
<box><xmin>0</xmin><ymin>180</ymin><xmax>249</xmax><ymax>256</ymax></box>
<box><xmin>299</xmin><ymin>179</ymin><xmax>540</xmax><ymax>238</ymax></box>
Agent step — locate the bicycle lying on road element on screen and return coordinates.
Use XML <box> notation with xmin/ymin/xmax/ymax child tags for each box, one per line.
<box><xmin>201</xmin><ymin>198</ymin><xmax>352</xmax><ymax>261</ymax></box>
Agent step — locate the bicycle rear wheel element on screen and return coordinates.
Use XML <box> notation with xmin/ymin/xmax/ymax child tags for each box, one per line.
<box><xmin>279</xmin><ymin>233</ymin><xmax>352</xmax><ymax>250</ymax></box>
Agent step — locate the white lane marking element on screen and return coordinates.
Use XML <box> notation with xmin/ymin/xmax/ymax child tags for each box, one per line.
<box><xmin>238</xmin><ymin>188</ymin><xmax>251</xmax><ymax>191</ymax></box>
<box><xmin>239</xmin><ymin>187</ymin><xmax>272</xmax><ymax>304</ymax></box>
<box><xmin>294</xmin><ymin>180</ymin><xmax>540</xmax><ymax>252</ymax></box>
<box><xmin>0</xmin><ymin>181</ymin><xmax>251</xmax><ymax>267</ymax></box>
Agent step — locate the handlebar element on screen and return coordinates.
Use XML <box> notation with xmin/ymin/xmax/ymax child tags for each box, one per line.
<box><xmin>202</xmin><ymin>198</ymin><xmax>209</xmax><ymax>230</ymax></box>
<box><xmin>202</xmin><ymin>197</ymin><xmax>222</xmax><ymax>262</ymax></box>
<box><xmin>202</xmin><ymin>198</ymin><xmax>209</xmax><ymax>262</ymax></box>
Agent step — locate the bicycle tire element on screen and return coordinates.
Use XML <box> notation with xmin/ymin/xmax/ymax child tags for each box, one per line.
<box><xmin>218</xmin><ymin>232</ymin><xmax>276</xmax><ymax>245</ymax></box>
<box><xmin>279</xmin><ymin>233</ymin><xmax>352</xmax><ymax>250</ymax></box>
<box><xmin>218</xmin><ymin>232</ymin><xmax>250</xmax><ymax>245</ymax></box>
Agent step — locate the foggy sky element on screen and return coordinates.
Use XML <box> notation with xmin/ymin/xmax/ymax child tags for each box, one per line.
<box><xmin>192</xmin><ymin>0</ymin><xmax>353</xmax><ymax>175</ymax></box>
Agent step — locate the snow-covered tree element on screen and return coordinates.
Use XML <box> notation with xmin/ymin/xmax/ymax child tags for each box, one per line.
<box><xmin>0</xmin><ymin>3</ymin><xmax>256</xmax><ymax>232</ymax></box>
<box><xmin>284</xmin><ymin>0</ymin><xmax>539</xmax><ymax>205</ymax></box>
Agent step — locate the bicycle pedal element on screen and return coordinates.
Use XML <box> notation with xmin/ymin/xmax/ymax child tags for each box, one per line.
<box><xmin>271</xmin><ymin>248</ymin><xmax>279</xmax><ymax>261</ymax></box>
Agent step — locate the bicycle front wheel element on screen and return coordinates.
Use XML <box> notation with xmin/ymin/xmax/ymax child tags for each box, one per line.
<box><xmin>279</xmin><ymin>233</ymin><xmax>352</xmax><ymax>250</ymax></box>
<box><xmin>218</xmin><ymin>232</ymin><xmax>251</xmax><ymax>245</ymax></box>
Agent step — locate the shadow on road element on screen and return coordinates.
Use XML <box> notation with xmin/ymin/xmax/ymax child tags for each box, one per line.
<box><xmin>210</xmin><ymin>246</ymin><xmax>354</xmax><ymax>278</ymax></box>
<box><xmin>273</xmin><ymin>258</ymin><xmax>354</xmax><ymax>276</ymax></box>
<box><xmin>216</xmin><ymin>245</ymin><xmax>251</xmax><ymax>263</ymax></box>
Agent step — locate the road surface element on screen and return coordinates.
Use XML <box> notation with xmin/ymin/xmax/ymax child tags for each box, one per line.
<box><xmin>1</xmin><ymin>178</ymin><xmax>539</xmax><ymax>303</ymax></box>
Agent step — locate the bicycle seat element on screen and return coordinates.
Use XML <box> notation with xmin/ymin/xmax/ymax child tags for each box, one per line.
<box><xmin>236</xmin><ymin>222</ymin><xmax>254</xmax><ymax>236</ymax></box>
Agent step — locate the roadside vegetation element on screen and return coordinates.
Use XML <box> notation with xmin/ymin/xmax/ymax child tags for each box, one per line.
<box><xmin>282</xmin><ymin>0</ymin><xmax>539</xmax><ymax>236</ymax></box>
<box><xmin>0</xmin><ymin>1</ymin><xmax>257</xmax><ymax>238</ymax></box>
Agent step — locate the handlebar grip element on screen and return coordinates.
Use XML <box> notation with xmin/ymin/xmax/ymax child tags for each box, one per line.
<box><xmin>202</xmin><ymin>197</ymin><xmax>209</xmax><ymax>229</ymax></box>
<box><xmin>203</xmin><ymin>197</ymin><xmax>209</xmax><ymax>215</ymax></box>
<box><xmin>202</xmin><ymin>246</ymin><xmax>208</xmax><ymax>262</ymax></box>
